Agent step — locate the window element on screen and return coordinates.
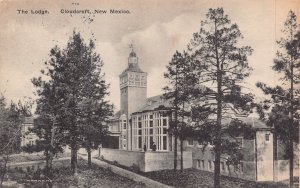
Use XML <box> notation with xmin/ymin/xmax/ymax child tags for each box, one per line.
<box><xmin>234</xmin><ymin>165</ymin><xmax>238</xmax><ymax>172</ymax></box>
<box><xmin>236</xmin><ymin>137</ymin><xmax>243</xmax><ymax>148</ymax></box>
<box><xmin>133</xmin><ymin>112</ymin><xmax>169</xmax><ymax>152</ymax></box>
<box><xmin>234</xmin><ymin>164</ymin><xmax>243</xmax><ymax>173</ymax></box>
<box><xmin>221</xmin><ymin>162</ymin><xmax>225</xmax><ymax>171</ymax></box>
<box><xmin>163</xmin><ymin>119</ymin><xmax>167</xmax><ymax>126</ymax></box>
<box><xmin>187</xmin><ymin>138</ymin><xmax>193</xmax><ymax>146</ymax></box>
<box><xmin>208</xmin><ymin>161</ymin><xmax>212</xmax><ymax>170</ymax></box>
<box><xmin>240</xmin><ymin>163</ymin><xmax>244</xmax><ymax>173</ymax></box>
<box><xmin>150</xmin><ymin>136</ymin><xmax>153</xmax><ymax>149</ymax></box>
<box><xmin>201</xmin><ymin>160</ymin><xmax>204</xmax><ymax>169</ymax></box>
<box><xmin>265</xmin><ymin>134</ymin><xmax>270</xmax><ymax>141</ymax></box>
<box><xmin>138</xmin><ymin>137</ymin><xmax>142</xmax><ymax>149</ymax></box>
<box><xmin>123</xmin><ymin>135</ymin><xmax>126</xmax><ymax>139</ymax></box>
<box><xmin>123</xmin><ymin>121</ymin><xmax>127</xmax><ymax>129</ymax></box>
<box><xmin>150</xmin><ymin>120</ymin><xmax>153</xmax><ymax>127</ymax></box>
<box><xmin>163</xmin><ymin>136</ymin><xmax>167</xmax><ymax>150</ymax></box>
<box><xmin>198</xmin><ymin>160</ymin><xmax>205</xmax><ymax>169</ymax></box>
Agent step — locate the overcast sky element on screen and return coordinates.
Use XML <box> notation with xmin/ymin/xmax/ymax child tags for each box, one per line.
<box><xmin>0</xmin><ymin>0</ymin><xmax>299</xmax><ymax>112</ymax></box>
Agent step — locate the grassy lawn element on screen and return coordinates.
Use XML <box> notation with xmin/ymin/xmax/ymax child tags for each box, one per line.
<box><xmin>141</xmin><ymin>169</ymin><xmax>289</xmax><ymax>188</ymax></box>
<box><xmin>6</xmin><ymin>159</ymin><xmax>146</xmax><ymax>188</ymax></box>
<box><xmin>95</xmin><ymin>157</ymin><xmax>290</xmax><ymax>188</ymax></box>
<box><xmin>1</xmin><ymin>152</ymin><xmax>71</xmax><ymax>163</ymax></box>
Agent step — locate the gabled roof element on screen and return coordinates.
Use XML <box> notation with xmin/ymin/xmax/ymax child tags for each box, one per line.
<box><xmin>133</xmin><ymin>85</ymin><xmax>214</xmax><ymax>115</ymax></box>
<box><xmin>220</xmin><ymin>115</ymin><xmax>269</xmax><ymax>130</ymax></box>
<box><xmin>107</xmin><ymin>110</ymin><xmax>121</xmax><ymax>121</ymax></box>
<box><xmin>238</xmin><ymin>116</ymin><xmax>269</xmax><ymax>129</ymax></box>
<box><xmin>132</xmin><ymin>94</ymin><xmax>172</xmax><ymax>114</ymax></box>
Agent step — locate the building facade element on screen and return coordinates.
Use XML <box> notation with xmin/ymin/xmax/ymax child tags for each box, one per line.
<box><xmin>102</xmin><ymin>49</ymin><xmax>298</xmax><ymax>181</ymax></box>
<box><xmin>20</xmin><ymin>116</ymin><xmax>38</xmax><ymax>147</ymax></box>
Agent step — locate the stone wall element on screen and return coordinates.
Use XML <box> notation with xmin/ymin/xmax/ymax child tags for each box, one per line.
<box><xmin>145</xmin><ymin>151</ymin><xmax>192</xmax><ymax>172</ymax></box>
<box><xmin>100</xmin><ymin>148</ymin><xmax>145</xmax><ymax>171</ymax></box>
<box><xmin>100</xmin><ymin>148</ymin><xmax>192</xmax><ymax>172</ymax></box>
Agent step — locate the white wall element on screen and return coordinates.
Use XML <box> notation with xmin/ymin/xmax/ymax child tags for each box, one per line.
<box><xmin>100</xmin><ymin>148</ymin><xmax>192</xmax><ymax>172</ymax></box>
<box><xmin>256</xmin><ymin>130</ymin><xmax>273</xmax><ymax>181</ymax></box>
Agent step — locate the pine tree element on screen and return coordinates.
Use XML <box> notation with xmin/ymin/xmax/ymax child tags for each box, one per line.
<box><xmin>28</xmin><ymin>81</ymin><xmax>65</xmax><ymax>174</ymax></box>
<box><xmin>256</xmin><ymin>10</ymin><xmax>299</xmax><ymax>188</ymax></box>
<box><xmin>163</xmin><ymin>51</ymin><xmax>196</xmax><ymax>171</ymax></box>
<box><xmin>78</xmin><ymin>50</ymin><xmax>113</xmax><ymax>168</ymax></box>
<box><xmin>188</xmin><ymin>8</ymin><xmax>253</xmax><ymax>188</ymax></box>
<box><xmin>0</xmin><ymin>94</ymin><xmax>32</xmax><ymax>186</ymax></box>
<box><xmin>32</xmin><ymin>31</ymin><xmax>112</xmax><ymax>174</ymax></box>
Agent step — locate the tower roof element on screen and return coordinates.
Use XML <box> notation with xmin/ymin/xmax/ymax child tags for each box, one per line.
<box><xmin>129</xmin><ymin>51</ymin><xmax>137</xmax><ymax>57</ymax></box>
<box><xmin>122</xmin><ymin>63</ymin><xmax>144</xmax><ymax>73</ymax></box>
<box><xmin>120</xmin><ymin>47</ymin><xmax>145</xmax><ymax>74</ymax></box>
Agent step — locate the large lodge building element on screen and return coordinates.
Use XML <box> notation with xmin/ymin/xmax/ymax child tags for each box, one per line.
<box><xmin>102</xmin><ymin>49</ymin><xmax>299</xmax><ymax>182</ymax></box>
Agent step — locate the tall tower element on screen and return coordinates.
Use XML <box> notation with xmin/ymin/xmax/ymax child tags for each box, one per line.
<box><xmin>119</xmin><ymin>47</ymin><xmax>147</xmax><ymax>117</ymax></box>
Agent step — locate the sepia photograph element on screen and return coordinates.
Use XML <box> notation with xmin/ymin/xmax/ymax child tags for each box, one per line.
<box><xmin>0</xmin><ymin>0</ymin><xmax>299</xmax><ymax>187</ymax></box>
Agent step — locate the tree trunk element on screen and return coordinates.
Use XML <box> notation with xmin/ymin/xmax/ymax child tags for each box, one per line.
<box><xmin>289</xmin><ymin>61</ymin><xmax>294</xmax><ymax>188</ymax></box>
<box><xmin>174</xmin><ymin>133</ymin><xmax>178</xmax><ymax>172</ymax></box>
<box><xmin>215</xmin><ymin>95</ymin><xmax>222</xmax><ymax>188</ymax></box>
<box><xmin>173</xmin><ymin>60</ymin><xmax>180</xmax><ymax>172</ymax></box>
<box><xmin>289</xmin><ymin>138</ymin><xmax>294</xmax><ymax>188</ymax></box>
<box><xmin>180</xmin><ymin>139</ymin><xmax>183</xmax><ymax>172</ymax></box>
<box><xmin>214</xmin><ymin>22</ymin><xmax>222</xmax><ymax>188</ymax></box>
<box><xmin>71</xmin><ymin>149</ymin><xmax>74</xmax><ymax>169</ymax></box>
<box><xmin>174</xmin><ymin>110</ymin><xmax>178</xmax><ymax>172</ymax></box>
<box><xmin>71</xmin><ymin>148</ymin><xmax>78</xmax><ymax>175</ymax></box>
<box><xmin>88</xmin><ymin>148</ymin><xmax>91</xmax><ymax>168</ymax></box>
<box><xmin>49</xmin><ymin>150</ymin><xmax>53</xmax><ymax>172</ymax></box>
<box><xmin>0</xmin><ymin>156</ymin><xmax>8</xmax><ymax>187</ymax></box>
<box><xmin>180</xmin><ymin>102</ymin><xmax>185</xmax><ymax>172</ymax></box>
<box><xmin>45</xmin><ymin>150</ymin><xmax>50</xmax><ymax>169</ymax></box>
<box><xmin>49</xmin><ymin>119</ymin><xmax>55</xmax><ymax>172</ymax></box>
